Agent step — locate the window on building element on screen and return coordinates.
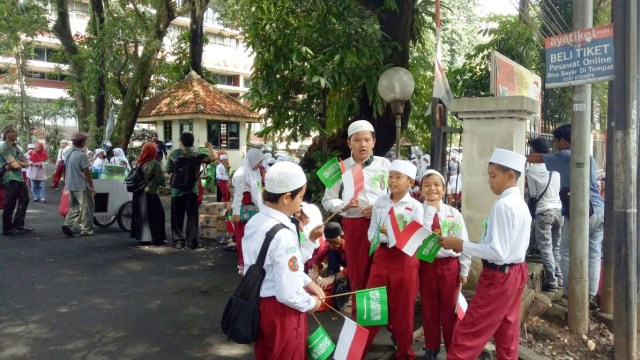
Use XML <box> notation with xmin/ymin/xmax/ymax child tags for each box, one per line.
<box><xmin>216</xmin><ymin>74</ymin><xmax>234</xmax><ymax>86</ymax></box>
<box><xmin>207</xmin><ymin>120</ymin><xmax>240</xmax><ymax>150</ymax></box>
<box><xmin>26</xmin><ymin>72</ymin><xmax>46</xmax><ymax>79</ymax></box>
<box><xmin>163</xmin><ymin>121</ymin><xmax>171</xmax><ymax>142</ymax></box>
<box><xmin>33</xmin><ymin>47</ymin><xmax>46</xmax><ymax>61</ymax></box>
<box><xmin>243</xmin><ymin>77</ymin><xmax>251</xmax><ymax>88</ymax></box>
<box><xmin>180</xmin><ymin>120</ymin><xmax>193</xmax><ymax>134</ymax></box>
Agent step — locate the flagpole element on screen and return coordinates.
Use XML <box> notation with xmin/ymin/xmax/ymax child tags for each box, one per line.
<box><xmin>322</xmin><ymin>210</ymin><xmax>341</xmax><ymax>225</ymax></box>
<box><xmin>311</xmin><ymin>313</ymin><xmax>323</xmax><ymax>327</ymax></box>
<box><xmin>320</xmin><ymin>300</ymin><xmax>349</xmax><ymax>319</ymax></box>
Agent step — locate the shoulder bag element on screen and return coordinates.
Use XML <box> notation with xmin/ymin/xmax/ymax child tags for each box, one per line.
<box><xmin>220</xmin><ymin>223</ymin><xmax>288</xmax><ymax>344</ymax></box>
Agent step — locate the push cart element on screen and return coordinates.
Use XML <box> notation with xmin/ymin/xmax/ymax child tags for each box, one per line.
<box><xmin>92</xmin><ymin>179</ymin><xmax>133</xmax><ymax>232</ymax></box>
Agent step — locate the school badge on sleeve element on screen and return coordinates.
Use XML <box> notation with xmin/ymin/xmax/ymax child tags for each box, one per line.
<box><xmin>288</xmin><ymin>256</ymin><xmax>299</xmax><ymax>272</ymax></box>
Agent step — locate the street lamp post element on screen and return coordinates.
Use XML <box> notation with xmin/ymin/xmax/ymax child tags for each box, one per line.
<box><xmin>377</xmin><ymin>67</ymin><xmax>415</xmax><ymax>159</ymax></box>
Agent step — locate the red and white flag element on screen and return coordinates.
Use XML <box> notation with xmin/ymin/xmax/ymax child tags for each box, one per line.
<box><xmin>334</xmin><ymin>317</ymin><xmax>369</xmax><ymax>360</ymax></box>
<box><xmin>432</xmin><ymin>31</ymin><xmax>454</xmax><ymax>108</ymax></box>
<box><xmin>456</xmin><ymin>291</ymin><xmax>468</xmax><ymax>320</ymax></box>
<box><xmin>396</xmin><ymin>220</ymin><xmax>431</xmax><ymax>257</ymax></box>
<box><xmin>341</xmin><ymin>163</ymin><xmax>364</xmax><ymax>204</ymax></box>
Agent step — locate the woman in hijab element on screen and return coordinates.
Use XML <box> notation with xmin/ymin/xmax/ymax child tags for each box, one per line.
<box><xmin>110</xmin><ymin>147</ymin><xmax>131</xmax><ymax>171</ymax></box>
<box><xmin>130</xmin><ymin>142</ymin><xmax>167</xmax><ymax>246</ymax></box>
<box><xmin>26</xmin><ymin>142</ymin><xmax>48</xmax><ymax>203</ymax></box>
<box><xmin>231</xmin><ymin>148</ymin><xmax>265</xmax><ymax>275</ymax></box>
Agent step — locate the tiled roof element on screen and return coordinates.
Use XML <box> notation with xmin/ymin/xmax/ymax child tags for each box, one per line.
<box><xmin>138</xmin><ymin>70</ymin><xmax>260</xmax><ymax>120</ymax></box>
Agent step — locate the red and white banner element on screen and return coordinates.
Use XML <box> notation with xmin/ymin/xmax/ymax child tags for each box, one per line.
<box><xmin>341</xmin><ymin>163</ymin><xmax>364</xmax><ymax>204</ymax></box>
<box><xmin>334</xmin><ymin>317</ymin><xmax>369</xmax><ymax>360</ymax></box>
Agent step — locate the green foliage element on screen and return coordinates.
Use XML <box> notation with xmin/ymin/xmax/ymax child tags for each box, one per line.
<box><xmin>219</xmin><ymin>0</ymin><xmax>393</xmax><ymax>142</ymax></box>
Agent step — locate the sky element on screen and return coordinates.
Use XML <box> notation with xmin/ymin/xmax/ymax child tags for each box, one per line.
<box><xmin>476</xmin><ymin>0</ymin><xmax>519</xmax><ymax>16</ymax></box>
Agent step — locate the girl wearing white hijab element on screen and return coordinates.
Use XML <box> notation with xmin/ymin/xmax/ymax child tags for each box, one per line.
<box><xmin>231</xmin><ymin>148</ymin><xmax>265</xmax><ymax>274</ymax></box>
<box><xmin>110</xmin><ymin>147</ymin><xmax>131</xmax><ymax>171</ymax></box>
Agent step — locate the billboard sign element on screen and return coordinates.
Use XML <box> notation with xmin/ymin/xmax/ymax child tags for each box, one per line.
<box><xmin>545</xmin><ymin>24</ymin><xmax>614</xmax><ymax>88</ymax></box>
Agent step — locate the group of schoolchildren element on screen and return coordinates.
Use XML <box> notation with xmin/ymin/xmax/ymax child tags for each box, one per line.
<box><xmin>239</xmin><ymin>119</ymin><xmax>532</xmax><ymax>360</ymax></box>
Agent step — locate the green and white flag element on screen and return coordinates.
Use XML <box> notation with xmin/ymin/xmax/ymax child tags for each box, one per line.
<box><xmin>369</xmin><ymin>223</ymin><xmax>382</xmax><ymax>256</ymax></box>
<box><xmin>307</xmin><ymin>325</ymin><xmax>335</xmax><ymax>360</ymax></box>
<box><xmin>316</xmin><ymin>157</ymin><xmax>343</xmax><ymax>188</ymax></box>
<box><xmin>356</xmin><ymin>286</ymin><xmax>389</xmax><ymax>326</ymax></box>
<box><xmin>416</xmin><ymin>233</ymin><xmax>441</xmax><ymax>263</ymax></box>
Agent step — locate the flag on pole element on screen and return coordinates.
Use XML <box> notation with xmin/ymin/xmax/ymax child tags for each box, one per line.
<box><xmin>341</xmin><ymin>163</ymin><xmax>364</xmax><ymax>204</ymax></box>
<box><xmin>307</xmin><ymin>326</ymin><xmax>336</xmax><ymax>360</ymax></box>
<box><xmin>317</xmin><ymin>157</ymin><xmax>343</xmax><ymax>188</ymax></box>
<box><xmin>432</xmin><ymin>43</ymin><xmax>454</xmax><ymax>108</ymax></box>
<box><xmin>355</xmin><ymin>286</ymin><xmax>389</xmax><ymax>326</ymax></box>
<box><xmin>416</xmin><ymin>232</ymin><xmax>442</xmax><ymax>263</ymax></box>
<box><xmin>334</xmin><ymin>317</ymin><xmax>369</xmax><ymax>360</ymax></box>
<box><xmin>456</xmin><ymin>291</ymin><xmax>468</xmax><ymax>320</ymax></box>
<box><xmin>394</xmin><ymin>221</ymin><xmax>430</xmax><ymax>257</ymax></box>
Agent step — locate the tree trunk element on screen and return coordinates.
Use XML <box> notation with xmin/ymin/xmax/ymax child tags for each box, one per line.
<box><xmin>52</xmin><ymin>0</ymin><xmax>92</xmax><ymax>133</ymax></box>
<box><xmin>110</xmin><ymin>0</ymin><xmax>177</xmax><ymax>149</ymax></box>
<box><xmin>90</xmin><ymin>0</ymin><xmax>107</xmax><ymax>147</ymax></box>
<box><xmin>15</xmin><ymin>45</ymin><xmax>29</xmax><ymax>145</ymax></box>
<box><xmin>189</xmin><ymin>0</ymin><xmax>209</xmax><ymax>75</ymax></box>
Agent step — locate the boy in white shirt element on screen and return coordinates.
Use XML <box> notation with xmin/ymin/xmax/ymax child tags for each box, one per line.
<box><xmin>242</xmin><ymin>161</ymin><xmax>324</xmax><ymax>359</ymax></box>
<box><xmin>440</xmin><ymin>148</ymin><xmax>531</xmax><ymax>360</ymax></box>
<box><xmin>363</xmin><ymin>160</ymin><xmax>424</xmax><ymax>359</ymax></box>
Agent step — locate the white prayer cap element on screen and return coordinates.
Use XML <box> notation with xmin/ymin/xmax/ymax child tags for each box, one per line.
<box><xmin>95</xmin><ymin>148</ymin><xmax>105</xmax><ymax>156</ymax></box>
<box><xmin>265</xmin><ymin>161</ymin><xmax>307</xmax><ymax>193</ymax></box>
<box><xmin>267</xmin><ymin>157</ymin><xmax>276</xmax><ymax>165</ymax></box>
<box><xmin>421</xmin><ymin>169</ymin><xmax>446</xmax><ymax>185</ymax></box>
<box><xmin>390</xmin><ymin>160</ymin><xmax>417</xmax><ymax>179</ymax></box>
<box><xmin>27</xmin><ymin>143</ymin><xmax>35</xmax><ymax>149</ymax></box>
<box><xmin>219</xmin><ymin>154</ymin><xmax>228</xmax><ymax>160</ymax></box>
<box><xmin>347</xmin><ymin>120</ymin><xmax>375</xmax><ymax>137</ymax></box>
<box><xmin>489</xmin><ymin>148</ymin><xmax>526</xmax><ymax>173</ymax></box>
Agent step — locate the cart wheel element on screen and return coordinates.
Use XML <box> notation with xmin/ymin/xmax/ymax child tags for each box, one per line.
<box><xmin>117</xmin><ymin>201</ymin><xmax>133</xmax><ymax>232</ymax></box>
<box><xmin>93</xmin><ymin>214</ymin><xmax>117</xmax><ymax>228</ymax></box>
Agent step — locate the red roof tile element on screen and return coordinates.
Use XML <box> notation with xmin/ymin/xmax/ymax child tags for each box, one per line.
<box><xmin>138</xmin><ymin>71</ymin><xmax>260</xmax><ymax>120</ymax></box>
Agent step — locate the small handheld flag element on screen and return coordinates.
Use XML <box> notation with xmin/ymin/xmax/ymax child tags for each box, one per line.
<box><xmin>341</xmin><ymin>163</ymin><xmax>364</xmax><ymax>204</ymax></box>
<box><xmin>317</xmin><ymin>157</ymin><xmax>343</xmax><ymax>188</ymax></box>
<box><xmin>395</xmin><ymin>221</ymin><xmax>430</xmax><ymax>257</ymax></box>
<box><xmin>456</xmin><ymin>291</ymin><xmax>468</xmax><ymax>320</ymax></box>
<box><xmin>369</xmin><ymin>223</ymin><xmax>381</xmax><ymax>256</ymax></box>
<box><xmin>307</xmin><ymin>326</ymin><xmax>335</xmax><ymax>360</ymax></box>
<box><xmin>334</xmin><ymin>317</ymin><xmax>369</xmax><ymax>360</ymax></box>
<box><xmin>416</xmin><ymin>233</ymin><xmax>442</xmax><ymax>263</ymax></box>
<box><xmin>355</xmin><ymin>287</ymin><xmax>389</xmax><ymax>326</ymax></box>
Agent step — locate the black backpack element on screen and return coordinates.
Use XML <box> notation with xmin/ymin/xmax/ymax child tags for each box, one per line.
<box><xmin>170</xmin><ymin>153</ymin><xmax>206</xmax><ymax>190</ymax></box>
<box><xmin>125</xmin><ymin>165</ymin><xmax>148</xmax><ymax>192</ymax></box>
<box><xmin>221</xmin><ymin>223</ymin><xmax>287</xmax><ymax>344</ymax></box>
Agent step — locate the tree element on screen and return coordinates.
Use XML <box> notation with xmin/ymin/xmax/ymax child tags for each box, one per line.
<box><xmin>0</xmin><ymin>0</ymin><xmax>48</xmax><ymax>145</ymax></box>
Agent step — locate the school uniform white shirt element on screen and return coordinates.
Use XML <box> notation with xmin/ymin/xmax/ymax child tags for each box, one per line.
<box><xmin>463</xmin><ymin>187</ymin><xmax>532</xmax><ymax>265</ymax></box>
<box><xmin>242</xmin><ymin>206</ymin><xmax>316</xmax><ymax>313</ymax></box>
<box><xmin>367</xmin><ymin>192</ymin><xmax>424</xmax><ymax>247</ymax></box>
<box><xmin>216</xmin><ymin>163</ymin><xmax>229</xmax><ymax>181</ymax></box>
<box><xmin>423</xmin><ymin>201</ymin><xmax>471</xmax><ymax>276</ymax></box>
<box><xmin>56</xmin><ymin>148</ymin><xmax>65</xmax><ymax>162</ymax></box>
<box><xmin>525</xmin><ymin>163</ymin><xmax>562</xmax><ymax>214</ymax></box>
<box><xmin>322</xmin><ymin>155</ymin><xmax>391</xmax><ymax>218</ymax></box>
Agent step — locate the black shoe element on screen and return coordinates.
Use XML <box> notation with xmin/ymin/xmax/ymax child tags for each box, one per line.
<box><xmin>542</xmin><ymin>283</ymin><xmax>559</xmax><ymax>292</ymax></box>
<box><xmin>138</xmin><ymin>241</ymin><xmax>152</xmax><ymax>246</ymax></box>
<box><xmin>61</xmin><ymin>225</ymin><xmax>74</xmax><ymax>237</ymax></box>
<box><xmin>589</xmin><ymin>295</ymin><xmax>599</xmax><ymax>310</ymax></box>
<box><xmin>423</xmin><ymin>347</ymin><xmax>439</xmax><ymax>360</ymax></box>
<box><xmin>3</xmin><ymin>228</ymin><xmax>27</xmax><ymax>236</ymax></box>
<box><xmin>15</xmin><ymin>227</ymin><xmax>34</xmax><ymax>232</ymax></box>
<box><xmin>152</xmin><ymin>240</ymin><xmax>168</xmax><ymax>246</ymax></box>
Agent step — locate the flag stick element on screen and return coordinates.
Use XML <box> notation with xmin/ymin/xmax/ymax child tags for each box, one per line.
<box><xmin>322</xmin><ymin>210</ymin><xmax>341</xmax><ymax>225</ymax></box>
<box><xmin>320</xmin><ymin>299</ymin><xmax>348</xmax><ymax>319</ymax></box>
<box><xmin>311</xmin><ymin>313</ymin><xmax>322</xmax><ymax>327</ymax></box>
<box><xmin>322</xmin><ymin>289</ymin><xmax>360</xmax><ymax>299</ymax></box>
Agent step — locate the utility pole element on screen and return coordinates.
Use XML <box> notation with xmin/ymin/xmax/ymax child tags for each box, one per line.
<box><xmin>567</xmin><ymin>0</ymin><xmax>592</xmax><ymax>335</ymax></box>
<box><xmin>611</xmin><ymin>0</ymin><xmax>639</xmax><ymax>358</ymax></box>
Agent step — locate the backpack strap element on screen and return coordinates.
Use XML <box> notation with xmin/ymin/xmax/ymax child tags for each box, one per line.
<box><xmin>254</xmin><ymin>223</ymin><xmax>288</xmax><ymax>268</ymax></box>
<box><xmin>536</xmin><ymin>171</ymin><xmax>553</xmax><ymax>202</ymax></box>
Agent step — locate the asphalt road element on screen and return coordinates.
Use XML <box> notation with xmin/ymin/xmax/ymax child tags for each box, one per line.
<box><xmin>0</xmin><ymin>178</ymin><xmax>400</xmax><ymax>360</ymax></box>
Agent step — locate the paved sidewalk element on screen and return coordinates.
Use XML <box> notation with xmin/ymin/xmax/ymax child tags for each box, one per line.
<box><xmin>0</xmin><ymin>177</ymin><xmax>415</xmax><ymax>359</ymax></box>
